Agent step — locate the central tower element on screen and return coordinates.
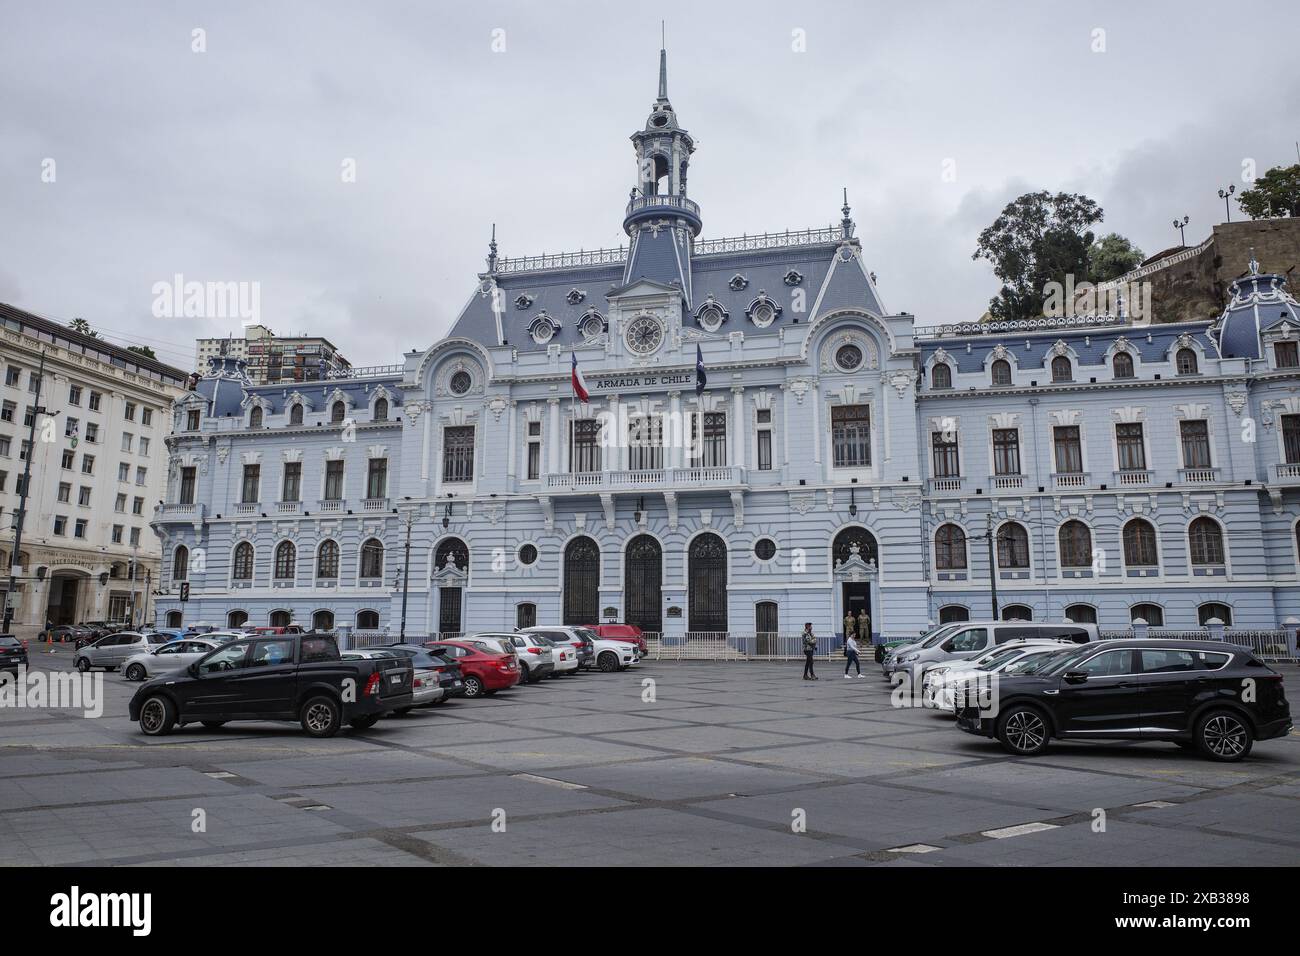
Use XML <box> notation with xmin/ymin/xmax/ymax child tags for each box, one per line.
<box><xmin>622</xmin><ymin>47</ymin><xmax>702</xmax><ymax>239</ymax></box>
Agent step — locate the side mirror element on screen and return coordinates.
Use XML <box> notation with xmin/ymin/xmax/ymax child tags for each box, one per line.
<box><xmin>187</xmin><ymin>662</ymin><xmax>200</xmax><ymax>678</ymax></box>
<box><xmin>1062</xmin><ymin>670</ymin><xmax>1089</xmax><ymax>684</ymax></box>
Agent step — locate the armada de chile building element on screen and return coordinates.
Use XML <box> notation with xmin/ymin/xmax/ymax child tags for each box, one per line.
<box><xmin>153</xmin><ymin>53</ymin><xmax>1300</xmax><ymax>644</ymax></box>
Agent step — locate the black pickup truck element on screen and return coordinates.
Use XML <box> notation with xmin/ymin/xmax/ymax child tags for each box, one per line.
<box><xmin>128</xmin><ymin>633</ymin><xmax>413</xmax><ymax>738</ymax></box>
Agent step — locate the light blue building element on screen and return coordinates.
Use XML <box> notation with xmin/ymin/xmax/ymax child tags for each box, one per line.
<box><xmin>152</xmin><ymin>52</ymin><xmax>1300</xmax><ymax>642</ymax></box>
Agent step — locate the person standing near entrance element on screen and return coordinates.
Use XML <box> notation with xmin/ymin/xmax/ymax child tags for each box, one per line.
<box><xmin>843</xmin><ymin>632</ymin><xmax>863</xmax><ymax>678</ymax></box>
<box><xmin>801</xmin><ymin>623</ymin><xmax>818</xmax><ymax>680</ymax></box>
<box><xmin>857</xmin><ymin>610</ymin><xmax>871</xmax><ymax>647</ymax></box>
<box><xmin>842</xmin><ymin>612</ymin><xmax>855</xmax><ymax>642</ymax></box>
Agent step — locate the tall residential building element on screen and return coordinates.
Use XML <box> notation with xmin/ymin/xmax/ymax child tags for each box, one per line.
<box><xmin>0</xmin><ymin>303</ymin><xmax>189</xmax><ymax>634</ymax></box>
<box><xmin>195</xmin><ymin>325</ymin><xmax>351</xmax><ymax>385</ymax></box>
<box><xmin>152</xmin><ymin>49</ymin><xmax>1300</xmax><ymax>640</ymax></box>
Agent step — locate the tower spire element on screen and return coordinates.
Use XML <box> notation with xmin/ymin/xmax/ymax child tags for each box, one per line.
<box><xmin>657</xmin><ymin>25</ymin><xmax>668</xmax><ymax>103</ymax></box>
<box><xmin>841</xmin><ymin>188</ymin><xmax>855</xmax><ymax>239</ymax></box>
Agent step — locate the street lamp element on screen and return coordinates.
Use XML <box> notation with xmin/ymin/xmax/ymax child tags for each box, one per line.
<box><xmin>1218</xmin><ymin>185</ymin><xmax>1235</xmax><ymax>223</ymax></box>
<box><xmin>1173</xmin><ymin>215</ymin><xmax>1189</xmax><ymax>246</ymax></box>
<box><xmin>967</xmin><ymin>514</ymin><xmax>1014</xmax><ymax>620</ymax></box>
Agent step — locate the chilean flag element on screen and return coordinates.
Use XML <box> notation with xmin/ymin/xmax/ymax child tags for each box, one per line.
<box><xmin>695</xmin><ymin>343</ymin><xmax>707</xmax><ymax>395</ymax></box>
<box><xmin>571</xmin><ymin>351</ymin><xmax>589</xmax><ymax>403</ymax></box>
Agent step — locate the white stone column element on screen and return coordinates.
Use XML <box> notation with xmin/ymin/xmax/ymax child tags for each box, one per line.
<box><xmin>547</xmin><ymin>397</ymin><xmax>560</xmax><ymax>476</ymax></box>
<box><xmin>731</xmin><ymin>386</ymin><xmax>745</xmax><ymax>469</ymax></box>
<box><xmin>506</xmin><ymin>400</ymin><xmax>517</xmax><ymax>480</ymax></box>
<box><xmin>781</xmin><ymin>384</ymin><xmax>791</xmax><ymax>474</ymax></box>
<box><xmin>668</xmin><ymin>390</ymin><xmax>682</xmax><ymax>470</ymax></box>
<box><xmin>811</xmin><ymin>379</ymin><xmax>822</xmax><ymax>467</ymax></box>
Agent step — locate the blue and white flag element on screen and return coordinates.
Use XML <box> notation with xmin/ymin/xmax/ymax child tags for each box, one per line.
<box><xmin>695</xmin><ymin>343</ymin><xmax>707</xmax><ymax>395</ymax></box>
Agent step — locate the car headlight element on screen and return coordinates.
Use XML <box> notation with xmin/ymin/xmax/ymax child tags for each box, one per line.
<box><xmin>900</xmin><ymin>653</ymin><xmax>918</xmax><ymax>664</ymax></box>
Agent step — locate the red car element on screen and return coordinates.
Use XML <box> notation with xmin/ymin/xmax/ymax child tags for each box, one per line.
<box><xmin>586</xmin><ymin>623</ymin><xmax>647</xmax><ymax>656</ymax></box>
<box><xmin>424</xmin><ymin>639</ymin><xmax>520</xmax><ymax>698</ymax></box>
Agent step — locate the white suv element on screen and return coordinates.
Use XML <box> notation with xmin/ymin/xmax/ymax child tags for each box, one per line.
<box><xmin>521</xmin><ymin>626</ymin><xmax>635</xmax><ymax>673</ymax></box>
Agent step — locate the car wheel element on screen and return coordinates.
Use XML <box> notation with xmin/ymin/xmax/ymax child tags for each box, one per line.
<box><xmin>299</xmin><ymin>696</ymin><xmax>342</xmax><ymax>738</ymax></box>
<box><xmin>462</xmin><ymin>675</ymin><xmax>484</xmax><ymax>699</ymax></box>
<box><xmin>518</xmin><ymin>663</ymin><xmax>531</xmax><ymax>685</ymax></box>
<box><xmin>75</xmin><ymin>657</ymin><xmax>90</xmax><ymax>673</ymax></box>
<box><xmin>349</xmin><ymin>714</ymin><xmax>381</xmax><ymax>730</ymax></box>
<box><xmin>138</xmin><ymin>695</ymin><xmax>176</xmax><ymax>736</ymax></box>
<box><xmin>125</xmin><ymin>663</ymin><xmax>147</xmax><ymax>682</ymax></box>
<box><xmin>995</xmin><ymin>705</ymin><xmax>1050</xmax><ymax>756</ymax></box>
<box><xmin>1195</xmin><ymin>709</ymin><xmax>1253</xmax><ymax>762</ymax></box>
<box><xmin>598</xmin><ymin>651</ymin><xmax>620</xmax><ymax>673</ymax></box>
<box><xmin>201</xmin><ymin>721</ymin><xmax>226</xmax><ymax>730</ymax></box>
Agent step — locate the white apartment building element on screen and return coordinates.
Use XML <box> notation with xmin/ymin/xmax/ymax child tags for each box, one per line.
<box><xmin>0</xmin><ymin>303</ymin><xmax>188</xmax><ymax>635</ymax></box>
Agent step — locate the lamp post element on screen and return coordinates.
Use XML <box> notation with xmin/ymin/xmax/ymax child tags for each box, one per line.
<box><xmin>1173</xmin><ymin>215</ymin><xmax>1189</xmax><ymax>246</ymax></box>
<box><xmin>1218</xmin><ymin>185</ymin><xmax>1235</xmax><ymax>223</ymax></box>
<box><xmin>398</xmin><ymin>509</ymin><xmax>414</xmax><ymax>640</ymax></box>
<box><xmin>968</xmin><ymin>514</ymin><xmax>1010</xmax><ymax>621</ymax></box>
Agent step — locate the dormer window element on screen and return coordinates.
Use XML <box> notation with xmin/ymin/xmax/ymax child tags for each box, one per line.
<box><xmin>1051</xmin><ymin>356</ymin><xmax>1073</xmax><ymax>383</ymax></box>
<box><xmin>695</xmin><ymin>302</ymin><xmax>726</xmax><ymax>333</ymax></box>
<box><xmin>991</xmin><ymin>359</ymin><xmax>1012</xmax><ymax>386</ymax></box>
<box><xmin>374</xmin><ymin>397</ymin><xmax>389</xmax><ymax>421</ymax></box>
<box><xmin>249</xmin><ymin>406</ymin><xmax>263</xmax><ymax>428</ymax></box>
<box><xmin>728</xmin><ymin>274</ymin><xmax>748</xmax><ymax>292</ymax></box>
<box><xmin>1275</xmin><ymin>341</ymin><xmax>1299</xmax><ymax>368</ymax></box>
<box><xmin>931</xmin><ymin>363</ymin><xmax>953</xmax><ymax>389</ymax></box>
<box><xmin>579</xmin><ymin>311</ymin><xmax>605</xmax><ymax>341</ymax></box>
<box><xmin>514</xmin><ymin>294</ymin><xmax>534</xmax><ymax>311</ymax></box>
<box><xmin>331</xmin><ymin>401</ymin><xmax>346</xmax><ymax>424</ymax></box>
<box><xmin>528</xmin><ymin>313</ymin><xmax>560</xmax><ymax>345</ymax></box>
<box><xmin>1176</xmin><ymin>347</ymin><xmax>1199</xmax><ymax>375</ymax></box>
<box><xmin>289</xmin><ymin>403</ymin><xmax>303</xmax><ymax>426</ymax></box>
<box><xmin>746</xmin><ymin>293</ymin><xmax>782</xmax><ymax>329</ymax></box>
<box><xmin>1112</xmin><ymin>352</ymin><xmax>1135</xmax><ymax>379</ymax></box>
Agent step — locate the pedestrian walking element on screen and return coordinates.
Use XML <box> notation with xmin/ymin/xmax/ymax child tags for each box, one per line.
<box><xmin>801</xmin><ymin>623</ymin><xmax>818</xmax><ymax>680</ymax></box>
<box><xmin>843</xmin><ymin>632</ymin><xmax>863</xmax><ymax>678</ymax></box>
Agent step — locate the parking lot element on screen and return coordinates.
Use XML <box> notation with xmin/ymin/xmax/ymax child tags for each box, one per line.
<box><xmin>1</xmin><ymin>645</ymin><xmax>1298</xmax><ymax>867</ymax></box>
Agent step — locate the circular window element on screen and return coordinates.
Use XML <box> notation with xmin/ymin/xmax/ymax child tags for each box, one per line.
<box><xmin>580</xmin><ymin>314</ymin><xmax>604</xmax><ymax>340</ymax></box>
<box><xmin>532</xmin><ymin>323</ymin><xmax>555</xmax><ymax>345</ymax></box>
<box><xmin>449</xmin><ymin>370</ymin><xmax>472</xmax><ymax>395</ymax></box>
<box><xmin>753</xmin><ymin>538</ymin><xmax>777</xmax><ymax>561</ymax></box>
<box><xmin>518</xmin><ymin>543</ymin><xmax>538</xmax><ymax>566</ymax></box>
<box><xmin>751</xmin><ymin>303</ymin><xmax>776</xmax><ymax>328</ymax></box>
<box><xmin>697</xmin><ymin>306</ymin><xmax>724</xmax><ymax>333</ymax></box>
<box><xmin>835</xmin><ymin>344</ymin><xmax>863</xmax><ymax>371</ymax></box>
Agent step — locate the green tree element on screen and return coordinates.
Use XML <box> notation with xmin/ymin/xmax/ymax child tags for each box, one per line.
<box><xmin>1088</xmin><ymin>233</ymin><xmax>1145</xmax><ymax>283</ymax></box>
<box><xmin>973</xmin><ymin>191</ymin><xmax>1109</xmax><ymax>321</ymax></box>
<box><xmin>1238</xmin><ymin>164</ymin><xmax>1300</xmax><ymax>219</ymax></box>
<box><xmin>126</xmin><ymin>344</ymin><xmax>156</xmax><ymax>360</ymax></box>
<box><xmin>69</xmin><ymin>317</ymin><xmax>98</xmax><ymax>338</ymax></box>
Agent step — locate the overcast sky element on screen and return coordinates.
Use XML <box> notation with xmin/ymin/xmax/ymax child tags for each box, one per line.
<box><xmin>2</xmin><ymin>0</ymin><xmax>1298</xmax><ymax>370</ymax></box>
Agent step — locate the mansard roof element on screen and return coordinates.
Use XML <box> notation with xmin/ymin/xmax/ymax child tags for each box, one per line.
<box><xmin>1211</xmin><ymin>269</ymin><xmax>1300</xmax><ymax>360</ymax></box>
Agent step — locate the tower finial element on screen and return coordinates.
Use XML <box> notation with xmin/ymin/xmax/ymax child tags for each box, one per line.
<box><xmin>658</xmin><ymin>34</ymin><xmax>668</xmax><ymax>103</ymax></box>
<box><xmin>1248</xmin><ymin>246</ymin><xmax>1260</xmax><ymax>275</ymax></box>
<box><xmin>841</xmin><ymin>188</ymin><xmax>855</xmax><ymax>239</ymax></box>
<box><xmin>486</xmin><ymin>222</ymin><xmax>498</xmax><ymax>273</ymax></box>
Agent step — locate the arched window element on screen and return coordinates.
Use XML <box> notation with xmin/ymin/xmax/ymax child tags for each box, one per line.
<box><xmin>1198</xmin><ymin>602</ymin><xmax>1232</xmax><ymax>626</ymax></box>
<box><xmin>1112</xmin><ymin>352</ymin><xmax>1134</xmax><ymax>379</ymax></box>
<box><xmin>1051</xmin><ymin>355</ymin><xmax>1073</xmax><ymax>382</ymax></box>
<box><xmin>1001</xmin><ymin>604</ymin><xmax>1033</xmax><ymax>621</ymax></box>
<box><xmin>249</xmin><ymin>406</ymin><xmax>263</xmax><ymax>428</ymax></box>
<box><xmin>316</xmin><ymin>540</ymin><xmax>339</xmax><ymax>578</ymax></box>
<box><xmin>357</xmin><ymin>609</ymin><xmax>380</xmax><ymax>630</ymax></box>
<box><xmin>1122</xmin><ymin>518</ymin><xmax>1158</xmax><ymax>567</ymax></box>
<box><xmin>563</xmin><ymin>536</ymin><xmax>600</xmax><ymax>626</ymax></box>
<box><xmin>934</xmin><ymin>523</ymin><xmax>967</xmax><ymax>570</ymax></box>
<box><xmin>166</xmin><ymin>610</ymin><xmax>183</xmax><ymax>628</ymax></box>
<box><xmin>1064</xmin><ymin>603</ymin><xmax>1097</xmax><ymax>624</ymax></box>
<box><xmin>1188</xmin><ymin>517</ymin><xmax>1224</xmax><ymax>565</ymax></box>
<box><xmin>269</xmin><ymin>609</ymin><xmax>292</xmax><ymax>628</ymax></box>
<box><xmin>289</xmin><ymin>403</ymin><xmax>304</xmax><ymax>426</ymax></box>
<box><xmin>311</xmin><ymin>609</ymin><xmax>335</xmax><ymax>631</ymax></box>
<box><xmin>939</xmin><ymin>605</ymin><xmax>970</xmax><ymax>624</ymax></box>
<box><xmin>995</xmin><ymin>521</ymin><xmax>1030</xmax><ymax>569</ymax></box>
<box><xmin>1295</xmin><ymin>521</ymin><xmax>1300</xmax><ymax>564</ymax></box>
<box><xmin>331</xmin><ymin>401</ymin><xmax>346</xmax><ymax>424</ymax></box>
<box><xmin>434</xmin><ymin>537</ymin><xmax>469</xmax><ymax>572</ymax></box>
<box><xmin>991</xmin><ymin>359</ymin><xmax>1012</xmax><ymax>386</ymax></box>
<box><xmin>1176</xmin><ymin>348</ymin><xmax>1199</xmax><ymax>375</ymax></box>
<box><xmin>172</xmin><ymin>545</ymin><xmax>189</xmax><ymax>582</ymax></box>
<box><xmin>1058</xmin><ymin>520</ymin><xmax>1092</xmax><ymax>568</ymax></box>
<box><xmin>232</xmin><ymin>542</ymin><xmax>254</xmax><ymax>581</ymax></box>
<box><xmin>1130</xmin><ymin>603</ymin><xmax>1164</xmax><ymax>626</ymax></box>
<box><xmin>931</xmin><ymin>363</ymin><xmax>952</xmax><ymax>389</ymax></box>
<box><xmin>374</xmin><ymin>398</ymin><xmax>388</xmax><ymax>421</ymax></box>
<box><xmin>687</xmin><ymin>533</ymin><xmax>728</xmax><ymax>632</ymax></box>
<box><xmin>515</xmin><ymin>603</ymin><xmax>537</xmax><ymax>629</ymax></box>
<box><xmin>227</xmin><ymin>609</ymin><xmax>248</xmax><ymax>628</ymax></box>
<box><xmin>832</xmin><ymin>527</ymin><xmax>879</xmax><ymax>568</ymax></box>
<box><xmin>274</xmin><ymin>541</ymin><xmax>296</xmax><ymax>580</ymax></box>
<box><xmin>359</xmin><ymin>538</ymin><xmax>384</xmax><ymax>578</ymax></box>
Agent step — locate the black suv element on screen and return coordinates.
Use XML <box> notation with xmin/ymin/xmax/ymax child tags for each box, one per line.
<box><xmin>955</xmin><ymin>640</ymin><xmax>1291</xmax><ymax>762</ymax></box>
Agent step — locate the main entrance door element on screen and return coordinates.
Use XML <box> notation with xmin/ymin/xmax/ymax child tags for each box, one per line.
<box><xmin>438</xmin><ymin>587</ymin><xmax>462</xmax><ymax>635</ymax></box>
<box><xmin>624</xmin><ymin>534</ymin><xmax>662</xmax><ymax>632</ymax></box>
<box><xmin>688</xmin><ymin>533</ymin><xmax>728</xmax><ymax>633</ymax></box>
<box><xmin>841</xmin><ymin>582</ymin><xmax>871</xmax><ymax>638</ymax></box>
<box><xmin>45</xmin><ymin>573</ymin><xmax>81</xmax><ymax>626</ymax></box>
<box><xmin>563</xmin><ymin>536</ymin><xmax>600</xmax><ymax>625</ymax></box>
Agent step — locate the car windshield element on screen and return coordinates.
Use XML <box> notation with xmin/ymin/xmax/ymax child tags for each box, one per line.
<box><xmin>575</xmin><ymin>628</ymin><xmax>599</xmax><ymax>642</ymax></box>
<box><xmin>975</xmin><ymin>647</ymin><xmax>1025</xmax><ymax>670</ymax></box>
<box><xmin>1022</xmin><ymin>647</ymin><xmax>1089</xmax><ymax>675</ymax></box>
<box><xmin>0</xmin><ymin>637</ymin><xmax>20</xmax><ymax>647</ymax></box>
<box><xmin>385</xmin><ymin>645</ymin><xmax>440</xmax><ymax>667</ymax></box>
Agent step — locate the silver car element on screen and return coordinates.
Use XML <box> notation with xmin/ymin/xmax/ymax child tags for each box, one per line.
<box><xmin>122</xmin><ymin>638</ymin><xmax>221</xmax><ymax>682</ymax></box>
<box><xmin>344</xmin><ymin>647</ymin><xmax>443</xmax><ymax>711</ymax></box>
<box><xmin>75</xmin><ymin>631</ymin><xmax>170</xmax><ymax>672</ymax></box>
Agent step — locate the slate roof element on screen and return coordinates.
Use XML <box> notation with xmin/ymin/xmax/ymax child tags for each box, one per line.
<box><xmin>1211</xmin><ymin>272</ymin><xmax>1300</xmax><ymax>360</ymax></box>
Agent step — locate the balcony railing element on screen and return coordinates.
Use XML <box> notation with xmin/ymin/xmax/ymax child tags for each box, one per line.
<box><xmin>989</xmin><ymin>474</ymin><xmax>1025</xmax><ymax>491</ymax></box>
<box><xmin>1274</xmin><ymin>462</ymin><xmax>1300</xmax><ymax>482</ymax></box>
<box><xmin>234</xmin><ymin>502</ymin><xmax>259</xmax><ymax>515</ymax></box>
<box><xmin>1179</xmin><ymin>467</ymin><xmax>1219</xmax><ymax>483</ymax></box>
<box><xmin>1052</xmin><ymin>472</ymin><xmax>1089</xmax><ymax>490</ymax></box>
<box><xmin>544</xmin><ymin>465</ymin><xmax>742</xmax><ymax>492</ymax></box>
<box><xmin>624</xmin><ymin>194</ymin><xmax>701</xmax><ymax>219</ymax></box>
<box><xmin>1113</xmin><ymin>469</ymin><xmax>1153</xmax><ymax>486</ymax></box>
<box><xmin>317</xmin><ymin>498</ymin><xmax>345</xmax><ymax>512</ymax></box>
<box><xmin>362</xmin><ymin>497</ymin><xmax>390</xmax><ymax>511</ymax></box>
<box><xmin>927</xmin><ymin>476</ymin><xmax>964</xmax><ymax>494</ymax></box>
<box><xmin>276</xmin><ymin>501</ymin><xmax>302</xmax><ymax>514</ymax></box>
<box><xmin>156</xmin><ymin>502</ymin><xmax>205</xmax><ymax>520</ymax></box>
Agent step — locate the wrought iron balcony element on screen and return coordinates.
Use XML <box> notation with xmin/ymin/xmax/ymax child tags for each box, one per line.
<box><xmin>544</xmin><ymin>465</ymin><xmax>742</xmax><ymax>493</ymax></box>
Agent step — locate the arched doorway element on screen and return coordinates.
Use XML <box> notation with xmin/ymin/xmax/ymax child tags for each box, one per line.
<box><xmin>688</xmin><ymin>533</ymin><xmax>728</xmax><ymax>633</ymax></box>
<box><xmin>624</xmin><ymin>535</ymin><xmax>662</xmax><ymax>632</ymax></box>
<box><xmin>832</xmin><ymin>527</ymin><xmax>878</xmax><ymax>638</ymax></box>
<box><xmin>1001</xmin><ymin>604</ymin><xmax>1033</xmax><ymax>621</ymax></box>
<box><xmin>939</xmin><ymin>605</ymin><xmax>970</xmax><ymax>624</ymax></box>
<box><xmin>269</xmin><ymin>609</ymin><xmax>291</xmax><ymax>628</ymax></box>
<box><xmin>563</xmin><ymin>536</ymin><xmax>600</xmax><ymax>625</ymax></box>
<box><xmin>433</xmin><ymin>537</ymin><xmax>469</xmax><ymax>635</ymax></box>
<box><xmin>516</xmin><ymin>603</ymin><xmax>537</xmax><ymax>629</ymax></box>
<box><xmin>227</xmin><ymin>610</ymin><xmax>248</xmax><ymax>628</ymax></box>
<box><xmin>756</xmin><ymin>601</ymin><xmax>779</xmax><ymax>654</ymax></box>
<box><xmin>165</xmin><ymin>610</ymin><xmax>183</xmax><ymax>628</ymax></box>
<box><xmin>45</xmin><ymin>571</ymin><xmax>87</xmax><ymax>626</ymax></box>
<box><xmin>312</xmin><ymin>609</ymin><xmax>335</xmax><ymax>631</ymax></box>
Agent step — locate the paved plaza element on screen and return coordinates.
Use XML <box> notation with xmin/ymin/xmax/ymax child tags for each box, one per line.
<box><xmin>1</xmin><ymin>647</ymin><xmax>1297</xmax><ymax>867</ymax></box>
